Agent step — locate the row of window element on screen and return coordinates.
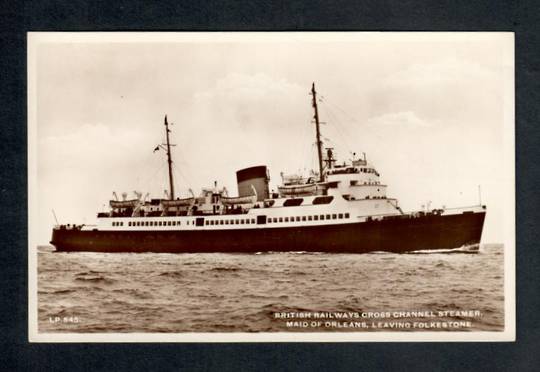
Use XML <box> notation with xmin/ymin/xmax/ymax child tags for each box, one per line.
<box><xmin>350</xmin><ymin>180</ymin><xmax>381</xmax><ymax>186</ymax></box>
<box><xmin>267</xmin><ymin>213</ymin><xmax>349</xmax><ymax>224</ymax></box>
<box><xmin>206</xmin><ymin>218</ymin><xmax>256</xmax><ymax>226</ymax></box>
<box><xmin>112</xmin><ymin>220</ymin><xmax>193</xmax><ymax>227</ymax></box>
<box><xmin>111</xmin><ymin>212</ymin><xmax>351</xmax><ymax>228</ymax></box>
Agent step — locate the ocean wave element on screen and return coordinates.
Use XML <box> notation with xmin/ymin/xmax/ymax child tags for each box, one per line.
<box><xmin>156</xmin><ymin>271</ymin><xmax>185</xmax><ymax>278</ymax></box>
<box><xmin>74</xmin><ymin>275</ymin><xmax>116</xmax><ymax>284</ymax></box>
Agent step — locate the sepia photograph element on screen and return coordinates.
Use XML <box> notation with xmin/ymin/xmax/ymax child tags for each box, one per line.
<box><xmin>28</xmin><ymin>32</ymin><xmax>514</xmax><ymax>342</ymax></box>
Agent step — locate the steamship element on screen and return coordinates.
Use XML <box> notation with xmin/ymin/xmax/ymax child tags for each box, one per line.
<box><xmin>50</xmin><ymin>83</ymin><xmax>486</xmax><ymax>253</ymax></box>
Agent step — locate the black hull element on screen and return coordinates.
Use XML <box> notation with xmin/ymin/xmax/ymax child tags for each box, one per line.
<box><xmin>51</xmin><ymin>211</ymin><xmax>486</xmax><ymax>254</ymax></box>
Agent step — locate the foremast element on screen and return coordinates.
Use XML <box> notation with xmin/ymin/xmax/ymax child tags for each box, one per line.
<box><xmin>311</xmin><ymin>83</ymin><xmax>325</xmax><ymax>183</ymax></box>
<box><xmin>164</xmin><ymin>115</ymin><xmax>175</xmax><ymax>200</ymax></box>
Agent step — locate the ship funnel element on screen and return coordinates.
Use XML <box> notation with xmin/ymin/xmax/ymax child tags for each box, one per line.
<box><xmin>121</xmin><ymin>192</ymin><xmax>127</xmax><ymax>201</ymax></box>
<box><xmin>236</xmin><ymin>165</ymin><xmax>270</xmax><ymax>202</ymax></box>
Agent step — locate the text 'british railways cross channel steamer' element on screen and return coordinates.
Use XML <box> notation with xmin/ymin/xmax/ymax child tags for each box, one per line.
<box><xmin>51</xmin><ymin>84</ymin><xmax>486</xmax><ymax>253</ymax></box>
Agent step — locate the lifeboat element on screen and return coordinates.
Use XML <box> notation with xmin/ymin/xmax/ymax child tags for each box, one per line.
<box><xmin>278</xmin><ymin>183</ymin><xmax>327</xmax><ymax>197</ymax></box>
<box><xmin>221</xmin><ymin>184</ymin><xmax>257</xmax><ymax>205</ymax></box>
<box><xmin>221</xmin><ymin>194</ymin><xmax>257</xmax><ymax>205</ymax></box>
<box><xmin>161</xmin><ymin>198</ymin><xmax>195</xmax><ymax>207</ymax></box>
<box><xmin>109</xmin><ymin>199</ymin><xmax>140</xmax><ymax>208</ymax></box>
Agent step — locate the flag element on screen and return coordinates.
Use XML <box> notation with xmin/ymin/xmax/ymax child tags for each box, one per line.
<box><xmin>153</xmin><ymin>146</ymin><xmax>160</xmax><ymax>153</ymax></box>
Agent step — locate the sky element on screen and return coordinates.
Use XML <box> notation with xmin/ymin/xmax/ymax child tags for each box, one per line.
<box><xmin>30</xmin><ymin>33</ymin><xmax>514</xmax><ymax>245</ymax></box>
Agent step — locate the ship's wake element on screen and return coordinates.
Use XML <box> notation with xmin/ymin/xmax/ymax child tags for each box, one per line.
<box><xmin>407</xmin><ymin>243</ymin><xmax>481</xmax><ymax>255</ymax></box>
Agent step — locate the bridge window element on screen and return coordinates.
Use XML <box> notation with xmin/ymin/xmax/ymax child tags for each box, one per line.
<box><xmin>313</xmin><ymin>196</ymin><xmax>334</xmax><ymax>205</ymax></box>
<box><xmin>251</xmin><ymin>219</ymin><xmax>256</xmax><ymax>224</ymax></box>
<box><xmin>314</xmin><ymin>215</ymin><xmax>319</xmax><ymax>221</ymax></box>
<box><xmin>345</xmin><ymin>213</ymin><xmax>350</xmax><ymax>218</ymax></box>
<box><xmin>279</xmin><ymin>217</ymin><xmax>283</xmax><ymax>223</ymax></box>
<box><xmin>320</xmin><ymin>215</ymin><xmax>325</xmax><ymax>220</ymax></box>
<box><xmin>283</xmin><ymin>198</ymin><xmax>303</xmax><ymax>207</ymax></box>
<box><xmin>326</xmin><ymin>214</ymin><xmax>331</xmax><ymax>219</ymax></box>
<box><xmin>308</xmin><ymin>216</ymin><xmax>313</xmax><ymax>221</ymax></box>
<box><xmin>338</xmin><ymin>213</ymin><xmax>343</xmax><ymax>219</ymax></box>
<box><xmin>302</xmin><ymin>216</ymin><xmax>306</xmax><ymax>221</ymax></box>
<box><xmin>332</xmin><ymin>214</ymin><xmax>337</xmax><ymax>219</ymax></box>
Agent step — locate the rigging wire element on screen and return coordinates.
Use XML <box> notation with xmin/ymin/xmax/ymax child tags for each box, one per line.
<box><xmin>135</xmin><ymin>156</ymin><xmax>167</xmax><ymax>197</ymax></box>
<box><xmin>172</xmin><ymin>161</ymin><xmax>195</xmax><ymax>198</ymax></box>
<box><xmin>318</xmin><ymin>98</ymin><xmax>363</xmax><ymax>159</ymax></box>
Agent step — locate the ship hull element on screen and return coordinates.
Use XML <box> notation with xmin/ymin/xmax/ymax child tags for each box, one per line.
<box><xmin>51</xmin><ymin>211</ymin><xmax>485</xmax><ymax>253</ymax></box>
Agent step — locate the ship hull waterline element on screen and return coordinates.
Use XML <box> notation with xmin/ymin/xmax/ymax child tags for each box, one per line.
<box><xmin>50</xmin><ymin>211</ymin><xmax>486</xmax><ymax>254</ymax></box>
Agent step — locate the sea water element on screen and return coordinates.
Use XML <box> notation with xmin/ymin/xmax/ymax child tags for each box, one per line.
<box><xmin>37</xmin><ymin>244</ymin><xmax>504</xmax><ymax>333</ymax></box>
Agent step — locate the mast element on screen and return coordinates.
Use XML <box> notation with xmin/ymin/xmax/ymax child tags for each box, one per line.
<box><xmin>311</xmin><ymin>82</ymin><xmax>325</xmax><ymax>182</ymax></box>
<box><xmin>164</xmin><ymin>115</ymin><xmax>175</xmax><ymax>200</ymax></box>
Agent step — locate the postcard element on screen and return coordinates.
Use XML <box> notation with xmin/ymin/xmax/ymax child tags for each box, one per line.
<box><xmin>28</xmin><ymin>32</ymin><xmax>515</xmax><ymax>342</ymax></box>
